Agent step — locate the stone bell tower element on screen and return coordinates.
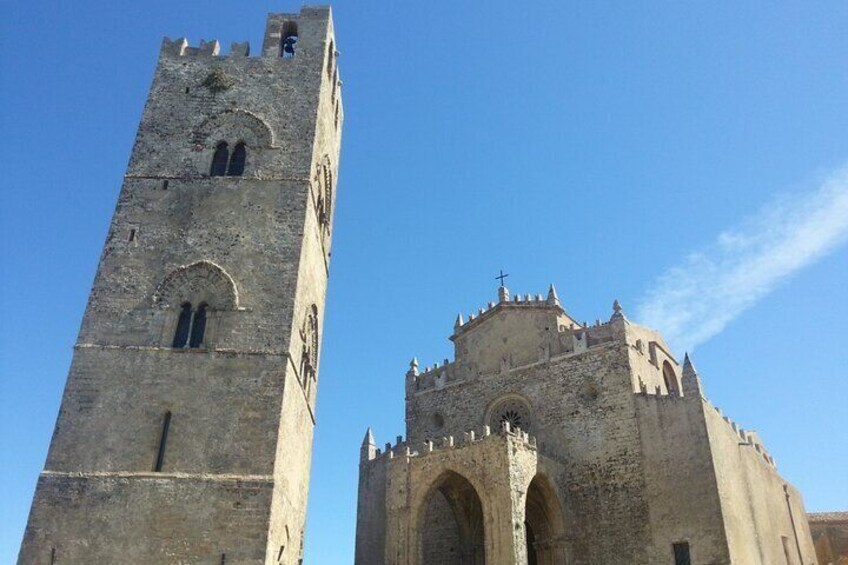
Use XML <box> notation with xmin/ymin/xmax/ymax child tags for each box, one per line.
<box><xmin>19</xmin><ymin>6</ymin><xmax>342</xmax><ymax>564</ymax></box>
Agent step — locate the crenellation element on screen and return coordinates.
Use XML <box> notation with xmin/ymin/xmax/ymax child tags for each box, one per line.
<box><xmin>197</xmin><ymin>39</ymin><xmax>220</xmax><ymax>56</ymax></box>
<box><xmin>230</xmin><ymin>41</ymin><xmax>250</xmax><ymax>57</ymax></box>
<box><xmin>409</xmin><ymin>294</ymin><xmax>626</xmax><ymax>397</ymax></box>
<box><xmin>362</xmin><ymin>425</ymin><xmax>538</xmax><ymax>468</ymax></box>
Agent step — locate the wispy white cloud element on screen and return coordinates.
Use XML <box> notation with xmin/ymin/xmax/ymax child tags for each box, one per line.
<box><xmin>636</xmin><ymin>163</ymin><xmax>848</xmax><ymax>353</ymax></box>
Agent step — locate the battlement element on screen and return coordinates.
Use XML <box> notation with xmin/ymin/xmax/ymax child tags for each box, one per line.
<box><xmin>161</xmin><ymin>38</ymin><xmax>252</xmax><ymax>58</ymax></box>
<box><xmin>159</xmin><ymin>7</ymin><xmax>337</xmax><ymax>62</ymax></box>
<box><xmin>362</xmin><ymin>421</ymin><xmax>537</xmax><ymax>465</ymax></box>
<box><xmin>710</xmin><ymin>402</ymin><xmax>777</xmax><ymax>469</ymax></box>
<box><xmin>408</xmin><ymin>286</ymin><xmax>626</xmax><ymax>395</ymax></box>
<box><xmin>633</xmin><ymin>385</ymin><xmax>777</xmax><ymax>470</ymax></box>
<box><xmin>450</xmin><ymin>284</ymin><xmax>567</xmax><ymax>338</ymax></box>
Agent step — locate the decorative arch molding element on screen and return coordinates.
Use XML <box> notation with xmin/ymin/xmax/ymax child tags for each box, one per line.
<box><xmin>195</xmin><ymin>109</ymin><xmax>276</xmax><ymax>149</ymax></box>
<box><xmin>485</xmin><ymin>393</ymin><xmax>534</xmax><ymax>433</ymax></box>
<box><xmin>153</xmin><ymin>260</ymin><xmax>239</xmax><ymax>310</ymax></box>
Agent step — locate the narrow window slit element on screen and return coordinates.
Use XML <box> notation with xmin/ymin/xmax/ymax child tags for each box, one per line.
<box><xmin>154</xmin><ymin>411</ymin><xmax>172</xmax><ymax>472</ymax></box>
<box><xmin>128</xmin><ymin>229</ymin><xmax>136</xmax><ymax>242</ymax></box>
<box><xmin>162</xmin><ymin>180</ymin><xmax>169</xmax><ymax>190</ymax></box>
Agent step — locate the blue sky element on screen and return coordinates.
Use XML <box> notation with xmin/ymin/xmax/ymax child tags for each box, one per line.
<box><xmin>2</xmin><ymin>1</ymin><xmax>847</xmax><ymax>563</ymax></box>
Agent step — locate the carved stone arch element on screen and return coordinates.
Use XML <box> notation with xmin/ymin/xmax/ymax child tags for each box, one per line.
<box><xmin>485</xmin><ymin>393</ymin><xmax>534</xmax><ymax>433</ymax></box>
<box><xmin>153</xmin><ymin>261</ymin><xmax>239</xmax><ymax>310</ymax></box>
<box><xmin>195</xmin><ymin>109</ymin><xmax>276</xmax><ymax>149</ymax></box>
<box><xmin>414</xmin><ymin>468</ymin><xmax>488</xmax><ymax>565</ymax></box>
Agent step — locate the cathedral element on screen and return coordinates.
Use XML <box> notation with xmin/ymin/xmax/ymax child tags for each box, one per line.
<box><xmin>17</xmin><ymin>5</ymin><xmax>823</xmax><ymax>565</ymax></box>
<box><xmin>354</xmin><ymin>286</ymin><xmax>817</xmax><ymax>564</ymax></box>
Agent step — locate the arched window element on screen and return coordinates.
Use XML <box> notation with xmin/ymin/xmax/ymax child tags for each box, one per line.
<box><xmin>172</xmin><ymin>303</ymin><xmax>193</xmax><ymax>348</ymax></box>
<box><xmin>210</xmin><ymin>142</ymin><xmax>229</xmax><ymax>176</ymax></box>
<box><xmin>188</xmin><ymin>304</ymin><xmax>208</xmax><ymax>348</ymax></box>
<box><xmin>663</xmin><ymin>360</ymin><xmax>679</xmax><ymax>396</ymax></box>
<box><xmin>172</xmin><ymin>303</ymin><xmax>208</xmax><ymax>349</ymax></box>
<box><xmin>488</xmin><ymin>395</ymin><xmax>533</xmax><ymax>432</ymax></box>
<box><xmin>227</xmin><ymin>142</ymin><xmax>246</xmax><ymax>176</ymax></box>
<box><xmin>281</xmin><ymin>22</ymin><xmax>298</xmax><ymax>58</ymax></box>
<box><xmin>157</xmin><ymin>261</ymin><xmax>239</xmax><ymax>351</ymax></box>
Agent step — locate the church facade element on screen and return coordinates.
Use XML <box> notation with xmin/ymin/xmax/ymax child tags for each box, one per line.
<box><xmin>19</xmin><ymin>7</ymin><xmax>341</xmax><ymax>564</ymax></box>
<box><xmin>355</xmin><ymin>285</ymin><xmax>817</xmax><ymax>565</ymax></box>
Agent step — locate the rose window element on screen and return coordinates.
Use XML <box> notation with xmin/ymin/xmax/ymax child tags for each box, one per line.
<box><xmin>489</xmin><ymin>397</ymin><xmax>532</xmax><ymax>432</ymax></box>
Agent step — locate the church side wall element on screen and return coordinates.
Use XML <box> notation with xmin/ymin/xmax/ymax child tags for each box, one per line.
<box><xmin>634</xmin><ymin>394</ymin><xmax>731</xmax><ymax>564</ymax></box>
<box><xmin>355</xmin><ymin>457</ymin><xmax>387</xmax><ymax>565</ymax></box>
<box><xmin>704</xmin><ymin>405</ymin><xmax>817</xmax><ymax>565</ymax></box>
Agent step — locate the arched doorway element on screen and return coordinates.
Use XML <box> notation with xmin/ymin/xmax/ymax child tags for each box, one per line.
<box><xmin>524</xmin><ymin>474</ymin><xmax>566</xmax><ymax>565</ymax></box>
<box><xmin>419</xmin><ymin>470</ymin><xmax>485</xmax><ymax>565</ymax></box>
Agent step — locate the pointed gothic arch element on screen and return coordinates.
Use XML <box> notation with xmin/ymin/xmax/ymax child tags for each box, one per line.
<box><xmin>524</xmin><ymin>473</ymin><xmax>567</xmax><ymax>565</ymax></box>
<box><xmin>417</xmin><ymin>469</ymin><xmax>486</xmax><ymax>565</ymax></box>
<box><xmin>663</xmin><ymin>360</ymin><xmax>680</xmax><ymax>396</ymax></box>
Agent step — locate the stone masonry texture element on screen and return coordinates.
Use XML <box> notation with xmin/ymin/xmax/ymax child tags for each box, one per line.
<box><xmin>355</xmin><ymin>287</ymin><xmax>818</xmax><ymax>565</ymax></box>
<box><xmin>18</xmin><ymin>6</ymin><xmax>342</xmax><ymax>564</ymax></box>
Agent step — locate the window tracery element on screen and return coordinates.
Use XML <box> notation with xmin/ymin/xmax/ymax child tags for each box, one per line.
<box><xmin>488</xmin><ymin>396</ymin><xmax>533</xmax><ymax>432</ymax></box>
